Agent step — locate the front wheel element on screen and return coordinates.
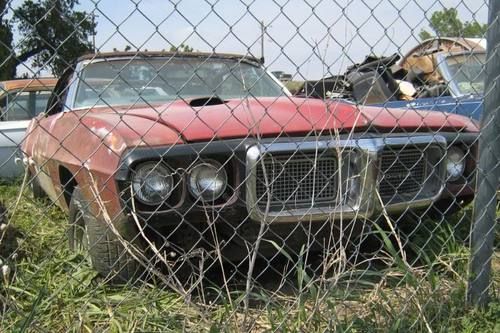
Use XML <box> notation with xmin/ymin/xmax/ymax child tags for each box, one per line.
<box><xmin>68</xmin><ymin>186</ymin><xmax>145</xmax><ymax>284</ymax></box>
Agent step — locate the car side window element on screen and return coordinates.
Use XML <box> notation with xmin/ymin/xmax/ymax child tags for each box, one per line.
<box><xmin>1</xmin><ymin>90</ymin><xmax>52</xmax><ymax>121</ymax></box>
<box><xmin>6</xmin><ymin>91</ymin><xmax>30</xmax><ymax>120</ymax></box>
<box><xmin>34</xmin><ymin>91</ymin><xmax>52</xmax><ymax>116</ymax></box>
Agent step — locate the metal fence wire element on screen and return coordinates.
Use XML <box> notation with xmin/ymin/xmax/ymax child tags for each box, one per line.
<box><xmin>0</xmin><ymin>0</ymin><xmax>498</xmax><ymax>331</ymax></box>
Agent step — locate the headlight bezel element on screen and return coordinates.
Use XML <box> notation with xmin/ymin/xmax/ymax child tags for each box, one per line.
<box><xmin>446</xmin><ymin>146</ymin><xmax>466</xmax><ymax>182</ymax></box>
<box><xmin>131</xmin><ymin>161</ymin><xmax>174</xmax><ymax>205</ymax></box>
<box><xmin>188</xmin><ymin>159</ymin><xmax>228</xmax><ymax>202</ymax></box>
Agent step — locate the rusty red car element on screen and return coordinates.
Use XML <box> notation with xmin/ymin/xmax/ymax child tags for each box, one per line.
<box><xmin>22</xmin><ymin>52</ymin><xmax>478</xmax><ymax>282</ymax></box>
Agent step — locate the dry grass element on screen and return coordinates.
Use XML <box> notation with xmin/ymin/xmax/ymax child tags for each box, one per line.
<box><xmin>0</xmin><ymin>183</ymin><xmax>499</xmax><ymax>332</ymax></box>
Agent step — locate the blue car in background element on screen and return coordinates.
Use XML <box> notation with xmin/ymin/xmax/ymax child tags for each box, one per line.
<box><xmin>380</xmin><ymin>95</ymin><xmax>483</xmax><ymax>121</ymax></box>
<box><xmin>296</xmin><ymin>37</ymin><xmax>486</xmax><ymax>122</ymax></box>
<box><xmin>380</xmin><ymin>38</ymin><xmax>485</xmax><ymax>122</ymax></box>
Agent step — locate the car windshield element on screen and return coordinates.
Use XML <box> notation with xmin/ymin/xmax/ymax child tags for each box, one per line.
<box><xmin>444</xmin><ymin>52</ymin><xmax>485</xmax><ymax>96</ymax></box>
<box><xmin>74</xmin><ymin>57</ymin><xmax>285</xmax><ymax>108</ymax></box>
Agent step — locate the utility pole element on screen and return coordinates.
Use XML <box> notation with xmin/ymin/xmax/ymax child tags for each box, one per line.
<box><xmin>91</xmin><ymin>13</ymin><xmax>98</xmax><ymax>52</ymax></box>
<box><xmin>260</xmin><ymin>20</ymin><xmax>265</xmax><ymax>63</ymax></box>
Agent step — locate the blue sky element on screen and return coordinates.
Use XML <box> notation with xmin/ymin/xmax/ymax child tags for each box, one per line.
<box><xmin>11</xmin><ymin>0</ymin><xmax>490</xmax><ymax>78</ymax></box>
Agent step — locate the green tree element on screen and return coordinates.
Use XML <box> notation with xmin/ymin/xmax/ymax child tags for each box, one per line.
<box><xmin>0</xmin><ymin>0</ymin><xmax>14</xmax><ymax>80</ymax></box>
<box><xmin>1</xmin><ymin>0</ymin><xmax>96</xmax><ymax>78</ymax></box>
<box><xmin>12</xmin><ymin>0</ymin><xmax>96</xmax><ymax>76</ymax></box>
<box><xmin>419</xmin><ymin>8</ymin><xmax>487</xmax><ymax>40</ymax></box>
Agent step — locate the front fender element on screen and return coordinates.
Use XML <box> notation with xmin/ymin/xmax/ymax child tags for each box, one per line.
<box><xmin>45</xmin><ymin>111</ymin><xmax>184</xmax><ymax>218</ymax></box>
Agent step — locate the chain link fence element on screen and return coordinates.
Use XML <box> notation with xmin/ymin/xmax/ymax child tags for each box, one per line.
<box><xmin>0</xmin><ymin>0</ymin><xmax>498</xmax><ymax>331</ymax></box>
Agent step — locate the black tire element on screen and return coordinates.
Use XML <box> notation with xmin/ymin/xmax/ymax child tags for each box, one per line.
<box><xmin>29</xmin><ymin>171</ymin><xmax>46</xmax><ymax>200</ymax></box>
<box><xmin>427</xmin><ymin>196</ymin><xmax>474</xmax><ymax>220</ymax></box>
<box><xmin>68</xmin><ymin>186</ymin><xmax>144</xmax><ymax>284</ymax></box>
<box><xmin>400</xmin><ymin>196</ymin><xmax>474</xmax><ymax>224</ymax></box>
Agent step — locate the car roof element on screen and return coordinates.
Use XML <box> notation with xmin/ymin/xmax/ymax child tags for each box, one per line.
<box><xmin>0</xmin><ymin>78</ymin><xmax>58</xmax><ymax>95</ymax></box>
<box><xmin>400</xmin><ymin>37</ymin><xmax>486</xmax><ymax>66</ymax></box>
<box><xmin>77</xmin><ymin>51</ymin><xmax>263</xmax><ymax>65</ymax></box>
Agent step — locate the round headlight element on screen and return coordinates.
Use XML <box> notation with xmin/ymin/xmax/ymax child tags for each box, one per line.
<box><xmin>132</xmin><ymin>162</ymin><xmax>173</xmax><ymax>205</ymax></box>
<box><xmin>188</xmin><ymin>161</ymin><xmax>228</xmax><ymax>201</ymax></box>
<box><xmin>446</xmin><ymin>147</ymin><xmax>465</xmax><ymax>181</ymax></box>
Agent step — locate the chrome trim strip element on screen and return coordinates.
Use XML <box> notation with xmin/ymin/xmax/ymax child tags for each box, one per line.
<box><xmin>63</xmin><ymin>61</ymin><xmax>85</xmax><ymax>112</ymax></box>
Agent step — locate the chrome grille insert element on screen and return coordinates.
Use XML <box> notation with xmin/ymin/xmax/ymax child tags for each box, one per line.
<box><xmin>378</xmin><ymin>146</ymin><xmax>440</xmax><ymax>203</ymax></box>
<box><xmin>255</xmin><ymin>152</ymin><xmax>338</xmax><ymax>210</ymax></box>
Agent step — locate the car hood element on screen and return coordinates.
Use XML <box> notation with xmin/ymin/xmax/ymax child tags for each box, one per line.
<box><xmin>88</xmin><ymin>97</ymin><xmax>478</xmax><ymax>142</ymax></box>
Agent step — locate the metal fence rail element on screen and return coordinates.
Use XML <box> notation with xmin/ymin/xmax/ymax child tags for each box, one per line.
<box><xmin>0</xmin><ymin>0</ymin><xmax>497</xmax><ymax>331</ymax></box>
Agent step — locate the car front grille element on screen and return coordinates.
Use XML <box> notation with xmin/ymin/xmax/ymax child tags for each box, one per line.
<box><xmin>378</xmin><ymin>147</ymin><xmax>429</xmax><ymax>203</ymax></box>
<box><xmin>247</xmin><ymin>137</ymin><xmax>446</xmax><ymax>222</ymax></box>
<box><xmin>255</xmin><ymin>152</ymin><xmax>338</xmax><ymax>211</ymax></box>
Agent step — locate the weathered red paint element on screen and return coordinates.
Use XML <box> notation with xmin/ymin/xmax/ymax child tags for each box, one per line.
<box><xmin>22</xmin><ymin>91</ymin><xmax>479</xmax><ymax>219</ymax></box>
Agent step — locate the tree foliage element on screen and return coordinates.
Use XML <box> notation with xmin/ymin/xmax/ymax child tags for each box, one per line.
<box><xmin>169</xmin><ymin>43</ymin><xmax>194</xmax><ymax>53</ymax></box>
<box><xmin>0</xmin><ymin>0</ymin><xmax>95</xmax><ymax>78</ymax></box>
<box><xmin>0</xmin><ymin>0</ymin><xmax>14</xmax><ymax>80</ymax></box>
<box><xmin>13</xmin><ymin>0</ymin><xmax>96</xmax><ymax>76</ymax></box>
<box><xmin>419</xmin><ymin>8</ymin><xmax>487</xmax><ymax>40</ymax></box>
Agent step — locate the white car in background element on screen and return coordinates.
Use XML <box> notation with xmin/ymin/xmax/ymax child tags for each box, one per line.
<box><xmin>0</xmin><ymin>78</ymin><xmax>57</xmax><ymax>180</ymax></box>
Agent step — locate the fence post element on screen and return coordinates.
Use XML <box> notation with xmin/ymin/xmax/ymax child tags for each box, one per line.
<box><xmin>467</xmin><ymin>0</ymin><xmax>500</xmax><ymax>307</ymax></box>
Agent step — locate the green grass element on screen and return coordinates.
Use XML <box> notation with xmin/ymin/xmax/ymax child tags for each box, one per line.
<box><xmin>0</xmin><ymin>183</ymin><xmax>499</xmax><ymax>332</ymax></box>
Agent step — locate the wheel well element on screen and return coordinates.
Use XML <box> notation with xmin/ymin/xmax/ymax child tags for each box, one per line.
<box><xmin>59</xmin><ymin>166</ymin><xmax>77</xmax><ymax>206</ymax></box>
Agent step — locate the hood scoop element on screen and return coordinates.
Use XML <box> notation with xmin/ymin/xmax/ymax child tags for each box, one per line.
<box><xmin>189</xmin><ymin>96</ymin><xmax>226</xmax><ymax>107</ymax></box>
